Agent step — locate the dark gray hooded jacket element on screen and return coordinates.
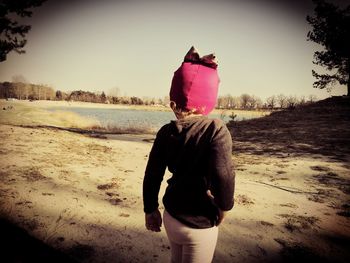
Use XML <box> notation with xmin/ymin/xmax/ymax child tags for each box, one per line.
<box><xmin>143</xmin><ymin>116</ymin><xmax>235</xmax><ymax>228</ymax></box>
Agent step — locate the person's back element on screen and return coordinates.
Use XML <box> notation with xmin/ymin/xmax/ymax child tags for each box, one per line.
<box><xmin>143</xmin><ymin>46</ymin><xmax>235</xmax><ymax>263</ymax></box>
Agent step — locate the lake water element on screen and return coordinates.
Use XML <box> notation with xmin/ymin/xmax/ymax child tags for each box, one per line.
<box><xmin>50</xmin><ymin>107</ymin><xmax>265</xmax><ymax>132</ymax></box>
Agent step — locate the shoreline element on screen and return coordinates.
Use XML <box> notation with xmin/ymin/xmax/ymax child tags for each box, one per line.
<box><xmin>1</xmin><ymin>99</ymin><xmax>270</xmax><ymax>116</ymax></box>
<box><xmin>0</xmin><ymin>99</ymin><xmax>270</xmax><ymax>134</ymax></box>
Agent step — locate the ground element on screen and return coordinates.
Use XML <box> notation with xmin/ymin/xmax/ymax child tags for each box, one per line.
<box><xmin>0</xmin><ymin>99</ymin><xmax>349</xmax><ymax>263</ymax></box>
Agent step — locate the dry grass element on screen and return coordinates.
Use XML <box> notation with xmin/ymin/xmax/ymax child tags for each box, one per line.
<box><xmin>97</xmin><ymin>182</ymin><xmax>119</xmax><ymax>190</ymax></box>
<box><xmin>235</xmin><ymin>194</ymin><xmax>255</xmax><ymax>206</ymax></box>
<box><xmin>312</xmin><ymin>172</ymin><xmax>350</xmax><ymax>195</ymax></box>
<box><xmin>88</xmin><ymin>123</ymin><xmax>156</xmax><ymax>135</ymax></box>
<box><xmin>228</xmin><ymin>96</ymin><xmax>350</xmax><ymax>161</ymax></box>
<box><xmin>22</xmin><ymin>167</ymin><xmax>47</xmax><ymax>182</ymax></box>
<box><xmin>0</xmin><ymin>101</ymin><xmax>99</xmax><ymax>128</ymax></box>
<box><xmin>337</xmin><ymin>202</ymin><xmax>350</xmax><ymax>218</ymax></box>
<box><xmin>0</xmin><ymin>100</ymin><xmax>156</xmax><ymax>135</ymax></box>
<box><xmin>279</xmin><ymin>214</ymin><xmax>319</xmax><ymax>232</ymax></box>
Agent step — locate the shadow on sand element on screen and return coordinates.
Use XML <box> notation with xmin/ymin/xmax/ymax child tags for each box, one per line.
<box><xmin>1</xmin><ymin>217</ymin><xmax>78</xmax><ymax>263</ymax></box>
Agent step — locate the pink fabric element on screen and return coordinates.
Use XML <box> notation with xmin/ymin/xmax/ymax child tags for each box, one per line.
<box><xmin>170</xmin><ymin>47</ymin><xmax>220</xmax><ymax>115</ymax></box>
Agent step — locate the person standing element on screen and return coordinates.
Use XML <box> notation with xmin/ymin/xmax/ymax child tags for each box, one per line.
<box><xmin>143</xmin><ymin>46</ymin><xmax>235</xmax><ymax>263</ymax></box>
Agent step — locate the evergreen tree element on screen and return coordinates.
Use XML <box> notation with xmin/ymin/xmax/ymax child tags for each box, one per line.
<box><xmin>307</xmin><ymin>0</ymin><xmax>350</xmax><ymax>96</ymax></box>
<box><xmin>0</xmin><ymin>0</ymin><xmax>46</xmax><ymax>62</ymax></box>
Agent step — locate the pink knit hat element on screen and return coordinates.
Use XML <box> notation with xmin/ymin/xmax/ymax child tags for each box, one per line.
<box><xmin>170</xmin><ymin>46</ymin><xmax>220</xmax><ymax>115</ymax></box>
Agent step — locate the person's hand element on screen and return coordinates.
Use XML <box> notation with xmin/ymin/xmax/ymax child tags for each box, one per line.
<box><xmin>207</xmin><ymin>189</ymin><xmax>215</xmax><ymax>199</ymax></box>
<box><xmin>216</xmin><ymin>208</ymin><xmax>228</xmax><ymax>226</ymax></box>
<box><xmin>207</xmin><ymin>190</ymin><xmax>228</xmax><ymax>226</ymax></box>
<box><xmin>145</xmin><ymin>209</ymin><xmax>162</xmax><ymax>232</ymax></box>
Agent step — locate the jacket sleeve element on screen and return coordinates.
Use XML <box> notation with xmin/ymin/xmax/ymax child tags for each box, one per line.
<box><xmin>143</xmin><ymin>126</ymin><xmax>168</xmax><ymax>213</ymax></box>
<box><xmin>209</xmin><ymin>121</ymin><xmax>235</xmax><ymax>211</ymax></box>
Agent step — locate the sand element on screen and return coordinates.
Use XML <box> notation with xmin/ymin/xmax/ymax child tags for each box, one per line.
<box><xmin>0</xmin><ymin>99</ymin><xmax>349</xmax><ymax>263</ymax></box>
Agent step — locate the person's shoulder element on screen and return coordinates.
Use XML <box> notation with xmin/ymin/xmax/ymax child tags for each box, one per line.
<box><xmin>205</xmin><ymin>118</ymin><xmax>232</xmax><ymax>140</ymax></box>
<box><xmin>205</xmin><ymin>117</ymin><xmax>227</xmax><ymax>129</ymax></box>
<box><xmin>156</xmin><ymin>122</ymin><xmax>173</xmax><ymax>137</ymax></box>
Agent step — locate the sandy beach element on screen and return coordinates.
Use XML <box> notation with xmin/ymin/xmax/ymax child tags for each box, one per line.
<box><xmin>0</xmin><ymin>99</ymin><xmax>349</xmax><ymax>262</ymax></box>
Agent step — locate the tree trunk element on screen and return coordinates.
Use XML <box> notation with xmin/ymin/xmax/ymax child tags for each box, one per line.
<box><xmin>348</xmin><ymin>74</ymin><xmax>350</xmax><ymax>96</ymax></box>
<box><xmin>348</xmin><ymin>60</ymin><xmax>350</xmax><ymax>96</ymax></box>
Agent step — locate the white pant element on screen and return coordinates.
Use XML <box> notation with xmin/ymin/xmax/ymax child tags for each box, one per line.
<box><xmin>163</xmin><ymin>210</ymin><xmax>218</xmax><ymax>263</ymax></box>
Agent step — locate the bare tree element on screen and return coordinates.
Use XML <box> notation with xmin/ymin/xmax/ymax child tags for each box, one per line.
<box><xmin>226</xmin><ymin>95</ymin><xmax>234</xmax><ymax>109</ymax></box>
<box><xmin>12</xmin><ymin>74</ymin><xmax>27</xmax><ymax>83</ymax></box>
<box><xmin>266</xmin><ymin>95</ymin><xmax>276</xmax><ymax>109</ymax></box>
<box><xmin>11</xmin><ymin>75</ymin><xmax>28</xmax><ymax>100</ymax></box>
<box><xmin>163</xmin><ymin>96</ymin><xmax>170</xmax><ymax>106</ymax></box>
<box><xmin>255</xmin><ymin>97</ymin><xmax>263</xmax><ymax>109</ymax></box>
<box><xmin>101</xmin><ymin>91</ymin><xmax>107</xmax><ymax>103</ymax></box>
<box><xmin>240</xmin><ymin>94</ymin><xmax>251</xmax><ymax>109</ymax></box>
<box><xmin>108</xmin><ymin>86</ymin><xmax>120</xmax><ymax>97</ymax></box>
<box><xmin>276</xmin><ymin>94</ymin><xmax>287</xmax><ymax>109</ymax></box>
<box><xmin>298</xmin><ymin>96</ymin><xmax>306</xmax><ymax>106</ymax></box>
<box><xmin>217</xmin><ymin>96</ymin><xmax>225</xmax><ymax>109</ymax></box>
<box><xmin>308</xmin><ymin>94</ymin><xmax>318</xmax><ymax>103</ymax></box>
<box><xmin>247</xmin><ymin>95</ymin><xmax>259</xmax><ymax>109</ymax></box>
<box><xmin>217</xmin><ymin>95</ymin><xmax>230</xmax><ymax>109</ymax></box>
<box><xmin>286</xmin><ymin>95</ymin><xmax>298</xmax><ymax>108</ymax></box>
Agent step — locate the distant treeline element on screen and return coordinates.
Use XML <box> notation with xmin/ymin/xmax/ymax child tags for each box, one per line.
<box><xmin>0</xmin><ymin>81</ymin><xmax>55</xmax><ymax>100</ymax></box>
<box><xmin>0</xmin><ymin>82</ymin><xmax>161</xmax><ymax>106</ymax></box>
<box><xmin>0</xmin><ymin>81</ymin><xmax>318</xmax><ymax>110</ymax></box>
<box><xmin>217</xmin><ymin>93</ymin><xmax>318</xmax><ymax>110</ymax></box>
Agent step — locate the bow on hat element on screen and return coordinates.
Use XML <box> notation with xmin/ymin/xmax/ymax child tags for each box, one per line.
<box><xmin>184</xmin><ymin>46</ymin><xmax>218</xmax><ymax>69</ymax></box>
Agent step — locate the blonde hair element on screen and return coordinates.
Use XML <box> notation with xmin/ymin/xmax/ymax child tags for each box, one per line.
<box><xmin>170</xmin><ymin>101</ymin><xmax>203</xmax><ymax>119</ymax></box>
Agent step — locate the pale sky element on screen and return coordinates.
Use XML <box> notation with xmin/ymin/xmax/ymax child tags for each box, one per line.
<box><xmin>0</xmin><ymin>0</ymin><xmax>348</xmax><ymax>100</ymax></box>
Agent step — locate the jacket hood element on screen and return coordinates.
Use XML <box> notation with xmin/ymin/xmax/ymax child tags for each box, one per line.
<box><xmin>170</xmin><ymin>116</ymin><xmax>208</xmax><ymax>134</ymax></box>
